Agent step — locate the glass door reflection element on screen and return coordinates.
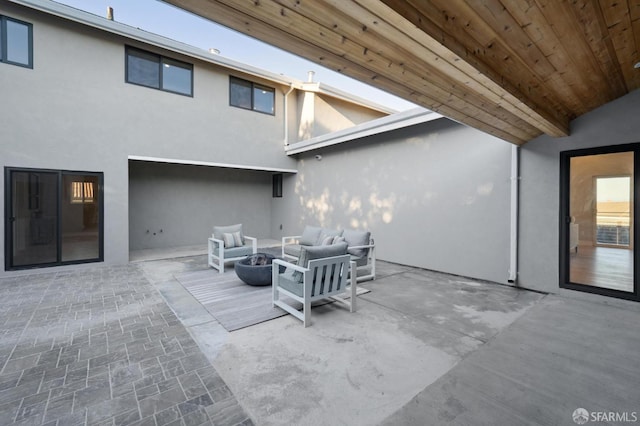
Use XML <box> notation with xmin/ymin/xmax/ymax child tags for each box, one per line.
<box><xmin>569</xmin><ymin>152</ymin><xmax>634</xmax><ymax>292</ymax></box>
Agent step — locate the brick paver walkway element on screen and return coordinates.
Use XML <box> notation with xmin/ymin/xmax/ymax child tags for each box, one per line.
<box><xmin>0</xmin><ymin>265</ymin><xmax>252</xmax><ymax>426</ymax></box>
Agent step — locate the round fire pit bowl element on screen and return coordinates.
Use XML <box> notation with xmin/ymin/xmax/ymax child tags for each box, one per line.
<box><xmin>234</xmin><ymin>253</ymin><xmax>285</xmax><ymax>286</ymax></box>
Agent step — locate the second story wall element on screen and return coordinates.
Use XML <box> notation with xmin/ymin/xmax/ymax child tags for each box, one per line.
<box><xmin>296</xmin><ymin>89</ymin><xmax>389</xmax><ymax>141</ymax></box>
<box><xmin>1</xmin><ymin>2</ymin><xmax>298</xmax><ymax>171</ymax></box>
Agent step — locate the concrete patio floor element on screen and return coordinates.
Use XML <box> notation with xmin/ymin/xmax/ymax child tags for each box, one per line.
<box><xmin>1</xmin><ymin>249</ymin><xmax>639</xmax><ymax>425</ymax></box>
<box><xmin>138</xmin><ymin>253</ymin><xmax>640</xmax><ymax>426</ymax></box>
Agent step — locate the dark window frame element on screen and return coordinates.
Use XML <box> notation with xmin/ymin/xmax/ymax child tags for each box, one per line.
<box><xmin>0</xmin><ymin>15</ymin><xmax>33</xmax><ymax>68</ymax></box>
<box><xmin>4</xmin><ymin>167</ymin><xmax>104</xmax><ymax>271</ymax></box>
<box><xmin>272</xmin><ymin>173</ymin><xmax>283</xmax><ymax>198</ymax></box>
<box><xmin>559</xmin><ymin>143</ymin><xmax>640</xmax><ymax>302</ymax></box>
<box><xmin>125</xmin><ymin>46</ymin><xmax>193</xmax><ymax>97</ymax></box>
<box><xmin>229</xmin><ymin>76</ymin><xmax>275</xmax><ymax>115</ymax></box>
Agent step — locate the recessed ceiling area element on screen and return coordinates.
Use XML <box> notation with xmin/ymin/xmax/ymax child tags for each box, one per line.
<box><xmin>162</xmin><ymin>0</ymin><xmax>640</xmax><ymax>145</ymax></box>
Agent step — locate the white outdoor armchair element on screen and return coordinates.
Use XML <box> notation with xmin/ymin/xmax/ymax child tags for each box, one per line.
<box><xmin>272</xmin><ymin>243</ymin><xmax>356</xmax><ymax>327</ymax></box>
<box><xmin>207</xmin><ymin>224</ymin><xmax>257</xmax><ymax>273</ymax></box>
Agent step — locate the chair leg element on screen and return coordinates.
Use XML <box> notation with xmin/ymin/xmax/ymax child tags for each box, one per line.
<box><xmin>303</xmin><ymin>300</ymin><xmax>311</xmax><ymax>328</ymax></box>
<box><xmin>350</xmin><ymin>261</ymin><xmax>357</xmax><ymax>313</ymax></box>
<box><xmin>272</xmin><ymin>267</ymin><xmax>278</xmax><ymax>308</ymax></box>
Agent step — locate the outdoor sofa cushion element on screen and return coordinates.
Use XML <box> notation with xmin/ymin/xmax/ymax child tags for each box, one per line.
<box><xmin>299</xmin><ymin>225</ymin><xmax>323</xmax><ymax>245</ymax></box>
<box><xmin>293</xmin><ymin>242</ymin><xmax>348</xmax><ymax>282</ymax></box>
<box><xmin>283</xmin><ymin>243</ymin><xmax>304</xmax><ymax>258</ymax></box>
<box><xmin>211</xmin><ymin>245</ymin><xmax>254</xmax><ymax>258</ymax></box>
<box><xmin>342</xmin><ymin>229</ymin><xmax>371</xmax><ymax>257</ymax></box>
<box><xmin>213</xmin><ymin>224</ymin><xmax>244</xmax><ymax>244</ymax></box>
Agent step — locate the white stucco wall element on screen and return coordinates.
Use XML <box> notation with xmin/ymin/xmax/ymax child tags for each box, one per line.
<box><xmin>128</xmin><ymin>162</ymin><xmax>274</xmax><ymax>250</ymax></box>
<box><xmin>274</xmin><ymin>119</ymin><xmax>514</xmax><ymax>284</ymax></box>
<box><xmin>519</xmin><ymin>89</ymin><xmax>640</xmax><ymax>293</ymax></box>
<box><xmin>0</xmin><ymin>2</ymin><xmax>296</xmax><ymax>275</ymax></box>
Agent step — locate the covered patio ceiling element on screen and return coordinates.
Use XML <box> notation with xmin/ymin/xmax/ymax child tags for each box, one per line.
<box><xmin>162</xmin><ymin>0</ymin><xmax>640</xmax><ymax>145</ymax></box>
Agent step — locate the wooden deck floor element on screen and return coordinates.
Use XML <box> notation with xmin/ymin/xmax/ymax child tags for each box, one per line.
<box><xmin>570</xmin><ymin>245</ymin><xmax>633</xmax><ymax>292</ymax></box>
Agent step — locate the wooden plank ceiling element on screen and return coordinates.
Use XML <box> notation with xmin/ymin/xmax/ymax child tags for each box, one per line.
<box><xmin>163</xmin><ymin>0</ymin><xmax>640</xmax><ymax>145</ymax></box>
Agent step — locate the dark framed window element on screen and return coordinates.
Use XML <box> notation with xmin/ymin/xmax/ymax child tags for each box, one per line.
<box><xmin>5</xmin><ymin>168</ymin><xmax>104</xmax><ymax>271</ymax></box>
<box><xmin>230</xmin><ymin>76</ymin><xmax>275</xmax><ymax>115</ymax></box>
<box><xmin>125</xmin><ymin>46</ymin><xmax>193</xmax><ymax>96</ymax></box>
<box><xmin>272</xmin><ymin>173</ymin><xmax>283</xmax><ymax>198</ymax></box>
<box><xmin>0</xmin><ymin>15</ymin><xmax>33</xmax><ymax>68</ymax></box>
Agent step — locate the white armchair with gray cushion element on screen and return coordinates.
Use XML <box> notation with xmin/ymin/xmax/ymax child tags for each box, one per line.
<box><xmin>208</xmin><ymin>224</ymin><xmax>257</xmax><ymax>273</ymax></box>
<box><xmin>282</xmin><ymin>225</ymin><xmax>375</xmax><ymax>282</ymax></box>
<box><xmin>272</xmin><ymin>242</ymin><xmax>356</xmax><ymax>327</ymax></box>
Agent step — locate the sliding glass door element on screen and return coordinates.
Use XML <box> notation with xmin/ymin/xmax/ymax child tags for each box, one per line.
<box><xmin>561</xmin><ymin>146</ymin><xmax>638</xmax><ymax>301</ymax></box>
<box><xmin>5</xmin><ymin>168</ymin><xmax>103</xmax><ymax>270</ymax></box>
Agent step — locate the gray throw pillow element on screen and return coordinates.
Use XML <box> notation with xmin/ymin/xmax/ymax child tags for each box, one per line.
<box><xmin>299</xmin><ymin>225</ymin><xmax>323</xmax><ymax>245</ymax></box>
<box><xmin>316</xmin><ymin>228</ymin><xmax>343</xmax><ymax>245</ymax></box>
<box><xmin>343</xmin><ymin>229</ymin><xmax>371</xmax><ymax>257</ymax></box>
<box><xmin>293</xmin><ymin>242</ymin><xmax>348</xmax><ymax>283</ymax></box>
<box><xmin>213</xmin><ymin>224</ymin><xmax>243</xmax><ymax>242</ymax></box>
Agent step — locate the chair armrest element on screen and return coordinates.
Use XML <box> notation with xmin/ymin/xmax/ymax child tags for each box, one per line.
<box><xmin>273</xmin><ymin>258</ymin><xmax>308</xmax><ymax>273</ymax></box>
<box><xmin>348</xmin><ymin>243</ymin><xmax>375</xmax><ymax>250</ymax></box>
<box><xmin>282</xmin><ymin>235</ymin><xmax>302</xmax><ymax>245</ymax></box>
<box><xmin>282</xmin><ymin>235</ymin><xmax>302</xmax><ymax>258</ymax></box>
<box><xmin>243</xmin><ymin>236</ymin><xmax>258</xmax><ymax>253</ymax></box>
<box><xmin>208</xmin><ymin>237</ymin><xmax>223</xmax><ymax>248</ymax></box>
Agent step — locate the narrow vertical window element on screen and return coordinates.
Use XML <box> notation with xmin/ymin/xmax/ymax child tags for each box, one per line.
<box><xmin>1</xmin><ymin>16</ymin><xmax>33</xmax><ymax>68</ymax></box>
<box><xmin>272</xmin><ymin>174</ymin><xmax>283</xmax><ymax>198</ymax></box>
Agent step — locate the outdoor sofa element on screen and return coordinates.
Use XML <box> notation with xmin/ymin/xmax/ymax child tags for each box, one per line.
<box><xmin>282</xmin><ymin>225</ymin><xmax>375</xmax><ymax>282</ymax></box>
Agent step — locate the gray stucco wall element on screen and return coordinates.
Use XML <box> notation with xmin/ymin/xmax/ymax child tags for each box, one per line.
<box><xmin>295</xmin><ymin>91</ymin><xmax>388</xmax><ymax>141</ymax></box>
<box><xmin>128</xmin><ymin>162</ymin><xmax>274</xmax><ymax>250</ymax></box>
<box><xmin>274</xmin><ymin>119</ymin><xmax>514</xmax><ymax>284</ymax></box>
<box><xmin>0</xmin><ymin>3</ymin><xmax>296</xmax><ymax>275</ymax></box>
<box><xmin>518</xmin><ymin>89</ymin><xmax>640</xmax><ymax>293</ymax></box>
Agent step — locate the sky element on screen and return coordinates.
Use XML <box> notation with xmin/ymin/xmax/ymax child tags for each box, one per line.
<box><xmin>597</xmin><ymin>177</ymin><xmax>631</xmax><ymax>203</ymax></box>
<box><xmin>53</xmin><ymin>0</ymin><xmax>417</xmax><ymax>112</ymax></box>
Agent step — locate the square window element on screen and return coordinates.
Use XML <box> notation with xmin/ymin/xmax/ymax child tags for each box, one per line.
<box><xmin>127</xmin><ymin>48</ymin><xmax>160</xmax><ymax>88</ymax></box>
<box><xmin>162</xmin><ymin>58</ymin><xmax>192</xmax><ymax>95</ymax></box>
<box><xmin>253</xmin><ymin>84</ymin><xmax>275</xmax><ymax>114</ymax></box>
<box><xmin>230</xmin><ymin>77</ymin><xmax>252</xmax><ymax>109</ymax></box>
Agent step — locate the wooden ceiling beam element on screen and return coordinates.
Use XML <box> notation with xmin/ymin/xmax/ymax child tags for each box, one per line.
<box><xmin>212</xmin><ymin>0</ymin><xmax>537</xmax><ymax>141</ymax></box>
<box><xmin>161</xmin><ymin>0</ymin><xmax>639</xmax><ymax>144</ymax></box>
<box><xmin>273</xmin><ymin>0</ymin><xmax>541</xmax><ymax>139</ymax></box>
<box><xmin>378</xmin><ymin>0</ymin><xmax>569</xmax><ymax>137</ymax></box>
<box><xmin>599</xmin><ymin>0</ymin><xmax>640</xmax><ymax>91</ymax></box>
<box><xmin>163</xmin><ymin>0</ymin><xmax>533</xmax><ymax>143</ymax></box>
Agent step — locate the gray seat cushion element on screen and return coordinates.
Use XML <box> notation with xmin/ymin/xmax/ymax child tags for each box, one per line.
<box><xmin>283</xmin><ymin>243</ymin><xmax>303</xmax><ymax>258</ymax></box>
<box><xmin>212</xmin><ymin>245</ymin><xmax>253</xmax><ymax>258</ymax></box>
<box><xmin>277</xmin><ymin>271</ymin><xmax>304</xmax><ymax>297</ymax></box>
<box><xmin>350</xmin><ymin>254</ymin><xmax>368</xmax><ymax>267</ymax></box>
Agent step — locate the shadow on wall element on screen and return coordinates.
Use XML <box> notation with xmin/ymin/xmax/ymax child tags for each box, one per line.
<box><xmin>288</xmin><ymin>119</ymin><xmax>512</xmax><ymax>282</ymax></box>
<box><xmin>293</xmin><ymin>121</ymin><xmax>502</xmax><ymax>228</ymax></box>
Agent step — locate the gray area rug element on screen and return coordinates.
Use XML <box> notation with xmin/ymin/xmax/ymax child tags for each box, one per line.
<box><xmin>174</xmin><ymin>251</ymin><xmax>370</xmax><ymax>331</ymax></box>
